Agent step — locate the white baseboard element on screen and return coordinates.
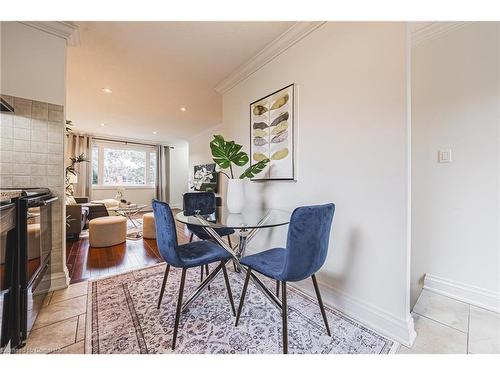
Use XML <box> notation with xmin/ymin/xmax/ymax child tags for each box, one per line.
<box><xmin>48</xmin><ymin>269</ymin><xmax>70</xmax><ymax>292</ymax></box>
<box><xmin>292</xmin><ymin>274</ymin><xmax>416</xmax><ymax>347</ymax></box>
<box><xmin>424</xmin><ymin>274</ymin><xmax>500</xmax><ymax>313</ymax></box>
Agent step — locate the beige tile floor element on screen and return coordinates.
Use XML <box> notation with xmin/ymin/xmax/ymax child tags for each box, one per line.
<box><xmin>22</xmin><ymin>281</ymin><xmax>500</xmax><ymax>354</ymax></box>
<box><xmin>398</xmin><ymin>289</ymin><xmax>500</xmax><ymax>354</ymax></box>
<box><xmin>21</xmin><ymin>281</ymin><xmax>88</xmax><ymax>354</ymax></box>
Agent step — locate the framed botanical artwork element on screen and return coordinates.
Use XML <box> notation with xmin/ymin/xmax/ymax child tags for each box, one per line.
<box><xmin>250</xmin><ymin>84</ymin><xmax>295</xmax><ymax>181</ymax></box>
<box><xmin>193</xmin><ymin>163</ymin><xmax>218</xmax><ymax>192</ymax></box>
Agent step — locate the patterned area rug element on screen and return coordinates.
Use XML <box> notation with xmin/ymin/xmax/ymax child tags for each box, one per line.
<box><xmin>86</xmin><ymin>263</ymin><xmax>397</xmax><ymax>354</ymax></box>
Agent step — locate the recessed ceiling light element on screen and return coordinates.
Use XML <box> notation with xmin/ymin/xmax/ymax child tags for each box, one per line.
<box><xmin>180</xmin><ymin>107</ymin><xmax>187</xmax><ymax>112</ymax></box>
<box><xmin>102</xmin><ymin>88</ymin><xmax>113</xmax><ymax>94</ymax></box>
<box><xmin>100</xmin><ymin>123</ymin><xmax>105</xmax><ymax>127</ymax></box>
<box><xmin>152</xmin><ymin>131</ymin><xmax>157</xmax><ymax>135</ymax></box>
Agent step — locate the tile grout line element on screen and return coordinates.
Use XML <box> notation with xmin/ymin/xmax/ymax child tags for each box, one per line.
<box><xmin>74</xmin><ymin>315</ymin><xmax>80</xmax><ymax>344</ymax></box>
<box><xmin>47</xmin><ymin>291</ymin><xmax>54</xmax><ymax>305</ymax></box>
<box><xmin>412</xmin><ymin>311</ymin><xmax>468</xmax><ymax>334</ymax></box>
<box><xmin>47</xmin><ymin>290</ymin><xmax>88</xmax><ymax>306</ymax></box>
<box><xmin>31</xmin><ymin>292</ymin><xmax>87</xmax><ymax>331</ymax></box>
<box><xmin>48</xmin><ymin>339</ymin><xmax>85</xmax><ymax>354</ymax></box>
<box><xmin>30</xmin><ymin>314</ymin><xmax>79</xmax><ymax>333</ymax></box>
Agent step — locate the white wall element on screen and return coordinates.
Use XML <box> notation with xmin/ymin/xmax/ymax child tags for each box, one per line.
<box><xmin>0</xmin><ymin>22</ymin><xmax>68</xmax><ymax>290</ymax></box>
<box><xmin>188</xmin><ymin>125</ymin><xmax>222</xmax><ymax>181</ymax></box>
<box><xmin>217</xmin><ymin>22</ymin><xmax>414</xmax><ymax>343</ymax></box>
<box><xmin>91</xmin><ymin>187</ymin><xmax>155</xmax><ymax>207</ymax></box>
<box><xmin>411</xmin><ymin>23</ymin><xmax>500</xmax><ymax>309</ymax></box>
<box><xmin>169</xmin><ymin>144</ymin><xmax>189</xmax><ymax>208</ymax></box>
<box><xmin>0</xmin><ymin>22</ymin><xmax>66</xmax><ymax>105</ymax></box>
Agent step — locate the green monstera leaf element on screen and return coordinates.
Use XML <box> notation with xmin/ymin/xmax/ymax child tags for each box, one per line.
<box><xmin>239</xmin><ymin>158</ymin><xmax>270</xmax><ymax>179</ymax></box>
<box><xmin>210</xmin><ymin>135</ymin><xmax>249</xmax><ymax>178</ymax></box>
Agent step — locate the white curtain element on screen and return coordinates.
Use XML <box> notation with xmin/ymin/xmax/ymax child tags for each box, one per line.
<box><xmin>156</xmin><ymin>145</ymin><xmax>170</xmax><ymax>202</ymax></box>
<box><xmin>65</xmin><ymin>133</ymin><xmax>93</xmax><ymax>198</ymax></box>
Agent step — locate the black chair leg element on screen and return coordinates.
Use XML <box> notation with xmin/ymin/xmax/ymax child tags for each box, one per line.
<box><xmin>235</xmin><ymin>268</ymin><xmax>252</xmax><ymax>326</ymax></box>
<box><xmin>189</xmin><ymin>233</ymin><xmax>194</xmax><ymax>242</ymax></box>
<box><xmin>205</xmin><ymin>264</ymin><xmax>210</xmax><ymax>291</ymax></box>
<box><xmin>172</xmin><ymin>268</ymin><xmax>187</xmax><ymax>350</ymax></box>
<box><xmin>276</xmin><ymin>280</ymin><xmax>280</xmax><ymax>298</ymax></box>
<box><xmin>311</xmin><ymin>274</ymin><xmax>331</xmax><ymax>336</ymax></box>
<box><xmin>157</xmin><ymin>264</ymin><xmax>170</xmax><ymax>309</ymax></box>
<box><xmin>221</xmin><ymin>261</ymin><xmax>236</xmax><ymax>316</ymax></box>
<box><xmin>282</xmin><ymin>281</ymin><xmax>288</xmax><ymax>354</ymax></box>
<box><xmin>227</xmin><ymin>236</ymin><xmax>238</xmax><ymax>272</ymax></box>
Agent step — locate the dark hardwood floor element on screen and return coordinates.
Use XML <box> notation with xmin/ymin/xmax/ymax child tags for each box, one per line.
<box><xmin>66</xmin><ymin>211</ymin><xmax>190</xmax><ymax>284</ymax></box>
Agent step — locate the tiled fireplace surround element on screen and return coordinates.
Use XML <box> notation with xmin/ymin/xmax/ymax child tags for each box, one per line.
<box><xmin>0</xmin><ymin>94</ymin><xmax>67</xmax><ymax>289</ymax></box>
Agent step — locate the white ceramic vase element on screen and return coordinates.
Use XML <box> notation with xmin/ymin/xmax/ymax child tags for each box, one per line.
<box><xmin>226</xmin><ymin>178</ymin><xmax>245</xmax><ymax>213</ymax></box>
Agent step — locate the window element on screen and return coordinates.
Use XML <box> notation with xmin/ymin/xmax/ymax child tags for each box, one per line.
<box><xmin>92</xmin><ymin>141</ymin><xmax>156</xmax><ymax>187</ymax></box>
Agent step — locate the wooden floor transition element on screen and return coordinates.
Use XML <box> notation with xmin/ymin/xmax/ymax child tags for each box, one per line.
<box><xmin>66</xmin><ymin>209</ymin><xmax>190</xmax><ymax>284</ymax></box>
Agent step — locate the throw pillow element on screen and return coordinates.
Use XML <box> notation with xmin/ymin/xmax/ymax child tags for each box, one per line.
<box><xmin>66</xmin><ymin>195</ymin><xmax>77</xmax><ymax>205</ymax></box>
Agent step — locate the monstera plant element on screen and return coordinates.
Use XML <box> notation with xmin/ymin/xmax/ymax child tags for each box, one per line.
<box><xmin>210</xmin><ymin>134</ymin><xmax>270</xmax><ymax>213</ymax></box>
<box><xmin>210</xmin><ymin>134</ymin><xmax>269</xmax><ymax>179</ymax></box>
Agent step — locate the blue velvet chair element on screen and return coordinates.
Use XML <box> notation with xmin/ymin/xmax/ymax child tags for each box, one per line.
<box><xmin>152</xmin><ymin>199</ymin><xmax>236</xmax><ymax>350</ymax></box>
<box><xmin>235</xmin><ymin>203</ymin><xmax>335</xmax><ymax>354</ymax></box>
<box><xmin>183</xmin><ymin>192</ymin><xmax>237</xmax><ymax>280</ymax></box>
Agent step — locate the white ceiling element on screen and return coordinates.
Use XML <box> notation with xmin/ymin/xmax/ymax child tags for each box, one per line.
<box><xmin>66</xmin><ymin>21</ymin><xmax>295</xmax><ymax>145</ymax></box>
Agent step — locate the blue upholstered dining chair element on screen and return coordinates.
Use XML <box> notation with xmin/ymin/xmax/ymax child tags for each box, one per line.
<box><xmin>152</xmin><ymin>199</ymin><xmax>236</xmax><ymax>350</ymax></box>
<box><xmin>183</xmin><ymin>192</ymin><xmax>237</xmax><ymax>280</ymax></box>
<box><xmin>235</xmin><ymin>203</ymin><xmax>335</xmax><ymax>354</ymax></box>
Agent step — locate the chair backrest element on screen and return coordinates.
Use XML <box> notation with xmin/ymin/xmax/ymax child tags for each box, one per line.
<box><xmin>183</xmin><ymin>192</ymin><xmax>216</xmax><ymax>215</ymax></box>
<box><xmin>152</xmin><ymin>200</ymin><xmax>181</xmax><ymax>266</ymax></box>
<box><xmin>281</xmin><ymin>203</ymin><xmax>335</xmax><ymax>282</ymax></box>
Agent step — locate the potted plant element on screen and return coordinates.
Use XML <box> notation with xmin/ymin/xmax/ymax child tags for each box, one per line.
<box><xmin>210</xmin><ymin>134</ymin><xmax>269</xmax><ymax>213</ymax></box>
<box><xmin>65</xmin><ymin>153</ymin><xmax>88</xmax><ymax>197</ymax></box>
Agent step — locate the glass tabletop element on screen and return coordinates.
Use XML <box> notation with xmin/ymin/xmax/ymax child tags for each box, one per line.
<box><xmin>109</xmin><ymin>204</ymin><xmax>147</xmax><ymax>213</ymax></box>
<box><xmin>175</xmin><ymin>206</ymin><xmax>291</xmax><ymax>230</ymax></box>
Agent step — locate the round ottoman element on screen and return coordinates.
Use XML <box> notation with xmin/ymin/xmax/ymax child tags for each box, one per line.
<box><xmin>89</xmin><ymin>216</ymin><xmax>127</xmax><ymax>247</ymax></box>
<box><xmin>143</xmin><ymin>212</ymin><xmax>156</xmax><ymax>239</ymax></box>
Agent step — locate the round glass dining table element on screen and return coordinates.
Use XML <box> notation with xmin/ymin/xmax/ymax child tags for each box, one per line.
<box><xmin>175</xmin><ymin>206</ymin><xmax>291</xmax><ymax>260</ymax></box>
<box><xmin>175</xmin><ymin>206</ymin><xmax>291</xmax><ymax>230</ymax></box>
<box><xmin>175</xmin><ymin>206</ymin><xmax>291</xmax><ymax>313</ymax></box>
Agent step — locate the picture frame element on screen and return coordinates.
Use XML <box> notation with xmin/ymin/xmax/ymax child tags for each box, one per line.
<box><xmin>193</xmin><ymin>163</ymin><xmax>218</xmax><ymax>192</ymax></box>
<box><xmin>249</xmin><ymin>83</ymin><xmax>295</xmax><ymax>181</ymax></box>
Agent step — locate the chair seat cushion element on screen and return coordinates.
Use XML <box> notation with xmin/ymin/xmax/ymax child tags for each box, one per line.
<box><xmin>239</xmin><ymin>248</ymin><xmax>286</xmax><ymax>281</ymax></box>
<box><xmin>176</xmin><ymin>240</ymin><xmax>233</xmax><ymax>268</ymax></box>
<box><xmin>187</xmin><ymin>224</ymin><xmax>235</xmax><ymax>240</ymax></box>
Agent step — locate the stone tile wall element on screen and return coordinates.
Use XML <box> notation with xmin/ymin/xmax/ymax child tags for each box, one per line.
<box><xmin>0</xmin><ymin>94</ymin><xmax>66</xmax><ymax>287</ymax></box>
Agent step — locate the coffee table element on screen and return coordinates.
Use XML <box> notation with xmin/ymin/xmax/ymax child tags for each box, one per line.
<box><xmin>108</xmin><ymin>204</ymin><xmax>147</xmax><ymax>239</ymax></box>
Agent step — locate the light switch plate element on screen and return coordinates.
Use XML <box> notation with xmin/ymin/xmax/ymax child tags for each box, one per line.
<box><xmin>438</xmin><ymin>149</ymin><xmax>452</xmax><ymax>163</ymax></box>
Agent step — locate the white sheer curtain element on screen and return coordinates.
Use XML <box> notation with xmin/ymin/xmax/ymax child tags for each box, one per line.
<box><xmin>65</xmin><ymin>133</ymin><xmax>93</xmax><ymax>198</ymax></box>
<box><xmin>156</xmin><ymin>145</ymin><xmax>170</xmax><ymax>202</ymax></box>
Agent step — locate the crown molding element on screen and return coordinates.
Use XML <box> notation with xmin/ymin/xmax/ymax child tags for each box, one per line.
<box><xmin>411</xmin><ymin>22</ymin><xmax>470</xmax><ymax>47</ymax></box>
<box><xmin>215</xmin><ymin>21</ymin><xmax>326</xmax><ymax>95</ymax></box>
<box><xmin>187</xmin><ymin>123</ymin><xmax>223</xmax><ymax>142</ymax></box>
<box><xmin>20</xmin><ymin>21</ymin><xmax>79</xmax><ymax>46</ymax></box>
